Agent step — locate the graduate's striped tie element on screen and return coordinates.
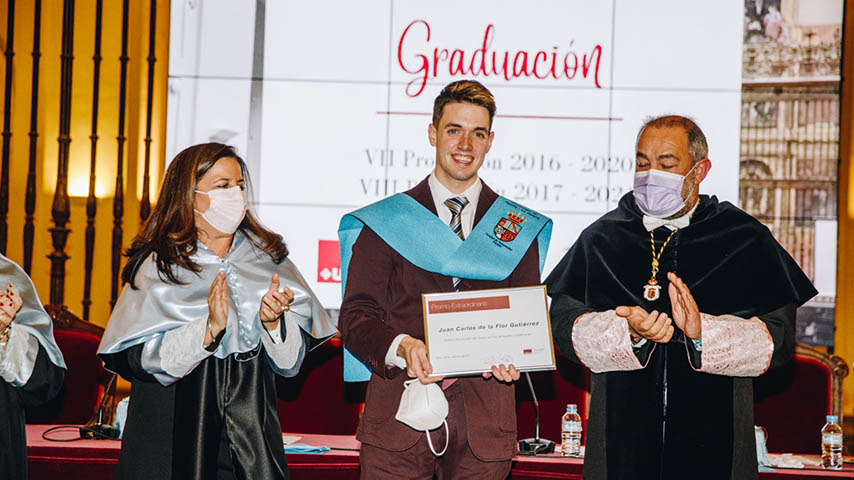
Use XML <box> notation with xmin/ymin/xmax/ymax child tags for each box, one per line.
<box><xmin>444</xmin><ymin>196</ymin><xmax>469</xmax><ymax>291</ymax></box>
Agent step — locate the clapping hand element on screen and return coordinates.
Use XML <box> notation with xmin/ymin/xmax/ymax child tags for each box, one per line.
<box><xmin>615</xmin><ymin>305</ymin><xmax>674</xmax><ymax>344</ymax></box>
<box><xmin>206</xmin><ymin>271</ymin><xmax>229</xmax><ymax>345</ymax></box>
<box><xmin>667</xmin><ymin>272</ymin><xmax>701</xmax><ymax>340</ymax></box>
<box><xmin>259</xmin><ymin>273</ymin><xmax>294</xmax><ymax>331</ymax></box>
<box><xmin>0</xmin><ymin>283</ymin><xmax>22</xmax><ymax>339</ymax></box>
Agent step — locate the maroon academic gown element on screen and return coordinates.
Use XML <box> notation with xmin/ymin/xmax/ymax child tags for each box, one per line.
<box><xmin>339</xmin><ymin>177</ymin><xmax>541</xmax><ymax>462</ymax></box>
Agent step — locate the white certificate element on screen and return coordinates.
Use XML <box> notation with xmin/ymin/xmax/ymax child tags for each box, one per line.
<box><xmin>422</xmin><ymin>286</ymin><xmax>555</xmax><ymax>377</ymax></box>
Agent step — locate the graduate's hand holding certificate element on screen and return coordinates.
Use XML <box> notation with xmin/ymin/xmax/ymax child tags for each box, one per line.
<box><xmin>483</xmin><ymin>363</ymin><xmax>520</xmax><ymax>383</ymax></box>
<box><xmin>398</xmin><ymin>336</ymin><xmax>443</xmax><ymax>385</ymax></box>
<box><xmin>397</xmin><ymin>333</ymin><xmax>521</xmax><ymax>384</ymax></box>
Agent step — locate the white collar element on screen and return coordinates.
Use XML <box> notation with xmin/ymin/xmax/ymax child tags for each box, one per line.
<box><xmin>643</xmin><ymin>202</ymin><xmax>699</xmax><ymax>232</ymax></box>
<box><xmin>428</xmin><ymin>173</ymin><xmax>482</xmax><ymax>207</ymax></box>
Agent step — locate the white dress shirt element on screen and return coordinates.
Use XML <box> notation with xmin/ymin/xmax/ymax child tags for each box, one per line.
<box><xmin>427</xmin><ymin>173</ymin><xmax>482</xmax><ymax>238</ymax></box>
<box><xmin>642</xmin><ymin>202</ymin><xmax>699</xmax><ymax>232</ymax></box>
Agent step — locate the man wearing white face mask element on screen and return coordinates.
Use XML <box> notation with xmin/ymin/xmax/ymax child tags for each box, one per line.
<box><xmin>545</xmin><ymin>115</ymin><xmax>817</xmax><ymax>480</ymax></box>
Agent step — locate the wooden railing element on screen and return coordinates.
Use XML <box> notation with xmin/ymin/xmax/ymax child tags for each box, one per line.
<box><xmin>0</xmin><ymin>0</ymin><xmax>164</xmax><ymax>321</ymax></box>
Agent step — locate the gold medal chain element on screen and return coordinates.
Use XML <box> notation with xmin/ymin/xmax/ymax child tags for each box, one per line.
<box><xmin>649</xmin><ymin>229</ymin><xmax>678</xmax><ymax>283</ymax></box>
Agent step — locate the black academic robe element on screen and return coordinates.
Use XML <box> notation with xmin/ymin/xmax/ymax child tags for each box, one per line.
<box><xmin>1</xmin><ymin>344</ymin><xmax>64</xmax><ymax>480</ymax></box>
<box><xmin>102</xmin><ymin>328</ymin><xmax>294</xmax><ymax>480</ymax></box>
<box><xmin>98</xmin><ymin>233</ymin><xmax>335</xmax><ymax>480</ymax></box>
<box><xmin>545</xmin><ymin>193</ymin><xmax>816</xmax><ymax>480</ymax></box>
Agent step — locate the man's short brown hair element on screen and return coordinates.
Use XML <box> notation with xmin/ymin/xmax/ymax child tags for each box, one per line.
<box><xmin>432</xmin><ymin>80</ymin><xmax>496</xmax><ymax>130</ymax></box>
<box><xmin>637</xmin><ymin>115</ymin><xmax>708</xmax><ymax>165</ymax></box>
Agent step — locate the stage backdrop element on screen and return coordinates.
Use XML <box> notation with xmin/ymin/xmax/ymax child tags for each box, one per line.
<box><xmin>166</xmin><ymin>0</ymin><xmax>746</xmax><ymax>309</ymax></box>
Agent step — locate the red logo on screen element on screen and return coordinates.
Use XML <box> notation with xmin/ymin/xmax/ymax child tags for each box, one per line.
<box><xmin>317</xmin><ymin>240</ymin><xmax>341</xmax><ymax>283</ymax></box>
<box><xmin>397</xmin><ymin>20</ymin><xmax>603</xmax><ymax>97</ymax></box>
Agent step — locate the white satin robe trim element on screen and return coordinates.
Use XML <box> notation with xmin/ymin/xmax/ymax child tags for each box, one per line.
<box><xmin>261</xmin><ymin>311</ymin><xmax>305</xmax><ymax>377</ymax></box>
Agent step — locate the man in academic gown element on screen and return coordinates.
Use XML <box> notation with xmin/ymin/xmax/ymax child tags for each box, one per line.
<box><xmin>545</xmin><ymin>115</ymin><xmax>817</xmax><ymax>480</ymax></box>
<box><xmin>0</xmin><ymin>255</ymin><xmax>66</xmax><ymax>480</ymax></box>
<box><xmin>339</xmin><ymin>80</ymin><xmax>551</xmax><ymax>478</ymax></box>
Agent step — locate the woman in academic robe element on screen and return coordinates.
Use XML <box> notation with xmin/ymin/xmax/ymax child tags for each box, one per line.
<box><xmin>0</xmin><ymin>255</ymin><xmax>66</xmax><ymax>480</ymax></box>
<box><xmin>98</xmin><ymin>142</ymin><xmax>336</xmax><ymax>480</ymax></box>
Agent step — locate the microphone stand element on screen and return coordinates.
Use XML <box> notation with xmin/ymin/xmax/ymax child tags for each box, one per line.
<box><xmin>517</xmin><ymin>372</ymin><xmax>555</xmax><ymax>454</ymax></box>
<box><xmin>81</xmin><ymin>372</ymin><xmax>120</xmax><ymax>440</ymax></box>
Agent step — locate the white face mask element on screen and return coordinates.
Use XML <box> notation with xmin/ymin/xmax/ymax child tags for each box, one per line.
<box><xmin>633</xmin><ymin>162</ymin><xmax>698</xmax><ymax>219</ymax></box>
<box><xmin>395</xmin><ymin>379</ymin><xmax>449</xmax><ymax>456</ymax></box>
<box><xmin>194</xmin><ymin>186</ymin><xmax>247</xmax><ymax>234</ymax></box>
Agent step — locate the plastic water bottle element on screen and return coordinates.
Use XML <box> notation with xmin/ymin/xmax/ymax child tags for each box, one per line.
<box><xmin>560</xmin><ymin>404</ymin><xmax>582</xmax><ymax>457</ymax></box>
<box><xmin>821</xmin><ymin>415</ymin><xmax>843</xmax><ymax>470</ymax></box>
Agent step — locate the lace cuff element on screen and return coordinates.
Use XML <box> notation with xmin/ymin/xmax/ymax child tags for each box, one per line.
<box><xmin>0</xmin><ymin>324</ymin><xmax>39</xmax><ymax>386</ymax></box>
<box><xmin>149</xmin><ymin>315</ymin><xmax>212</xmax><ymax>382</ymax></box>
<box><xmin>690</xmin><ymin>313</ymin><xmax>773</xmax><ymax>377</ymax></box>
<box><xmin>571</xmin><ymin>310</ymin><xmax>653</xmax><ymax>373</ymax></box>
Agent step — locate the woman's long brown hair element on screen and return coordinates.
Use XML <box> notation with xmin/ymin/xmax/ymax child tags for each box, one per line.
<box><xmin>122</xmin><ymin>143</ymin><xmax>288</xmax><ymax>288</ymax></box>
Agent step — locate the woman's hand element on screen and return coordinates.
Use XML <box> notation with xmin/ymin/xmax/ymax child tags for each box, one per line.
<box><xmin>206</xmin><ymin>271</ymin><xmax>229</xmax><ymax>345</ymax></box>
<box><xmin>259</xmin><ymin>273</ymin><xmax>294</xmax><ymax>331</ymax></box>
<box><xmin>0</xmin><ymin>283</ymin><xmax>21</xmax><ymax>340</ymax></box>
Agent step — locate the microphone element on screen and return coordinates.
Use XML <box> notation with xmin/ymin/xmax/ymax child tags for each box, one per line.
<box><xmin>517</xmin><ymin>371</ymin><xmax>555</xmax><ymax>454</ymax></box>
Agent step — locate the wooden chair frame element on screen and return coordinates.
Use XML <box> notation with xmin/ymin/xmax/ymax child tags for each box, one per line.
<box><xmin>793</xmin><ymin>342</ymin><xmax>849</xmax><ymax>419</ymax></box>
<box><xmin>44</xmin><ymin>304</ymin><xmax>115</xmax><ymax>427</ymax></box>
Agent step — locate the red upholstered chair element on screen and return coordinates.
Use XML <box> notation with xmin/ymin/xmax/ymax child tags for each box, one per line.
<box><xmin>26</xmin><ymin>305</ymin><xmax>109</xmax><ymax>425</ymax></box>
<box><xmin>276</xmin><ymin>337</ymin><xmax>365</xmax><ymax>434</ymax></box>
<box><xmin>753</xmin><ymin>343</ymin><xmax>848</xmax><ymax>454</ymax></box>
<box><xmin>516</xmin><ymin>347</ymin><xmax>589</xmax><ymax>444</ymax></box>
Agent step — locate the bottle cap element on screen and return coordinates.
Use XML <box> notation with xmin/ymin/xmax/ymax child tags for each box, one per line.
<box><xmin>566</xmin><ymin>404</ymin><xmax>577</xmax><ymax>413</ymax></box>
<box><xmin>826</xmin><ymin>415</ymin><xmax>838</xmax><ymax>423</ymax></box>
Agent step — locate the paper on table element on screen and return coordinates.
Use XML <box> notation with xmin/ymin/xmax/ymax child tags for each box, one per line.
<box><xmin>767</xmin><ymin>453</ymin><xmax>820</xmax><ymax>468</ymax></box>
<box><xmin>282</xmin><ymin>434</ymin><xmax>301</xmax><ymax>445</ymax></box>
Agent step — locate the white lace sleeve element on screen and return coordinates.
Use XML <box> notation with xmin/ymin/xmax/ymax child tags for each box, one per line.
<box><xmin>689</xmin><ymin>313</ymin><xmax>774</xmax><ymax>377</ymax></box>
<box><xmin>0</xmin><ymin>324</ymin><xmax>39</xmax><ymax>387</ymax></box>
<box><xmin>571</xmin><ymin>310</ymin><xmax>654</xmax><ymax>373</ymax></box>
<box><xmin>140</xmin><ymin>315</ymin><xmax>213</xmax><ymax>386</ymax></box>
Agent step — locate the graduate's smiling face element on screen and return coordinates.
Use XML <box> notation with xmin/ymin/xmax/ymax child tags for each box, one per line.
<box><xmin>636</xmin><ymin>125</ymin><xmax>711</xmax><ymax>212</ymax></box>
<box><xmin>429</xmin><ymin>101</ymin><xmax>494</xmax><ymax>194</ymax></box>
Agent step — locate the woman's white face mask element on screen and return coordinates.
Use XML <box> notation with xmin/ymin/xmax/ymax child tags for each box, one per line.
<box><xmin>194</xmin><ymin>186</ymin><xmax>247</xmax><ymax>234</ymax></box>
